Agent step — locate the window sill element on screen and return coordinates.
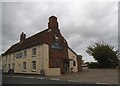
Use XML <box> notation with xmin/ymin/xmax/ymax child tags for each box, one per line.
<box><xmin>22</xmin><ymin>69</ymin><xmax>26</xmax><ymax>72</ymax></box>
<box><xmin>32</xmin><ymin>55</ymin><xmax>36</xmax><ymax>57</ymax></box>
<box><xmin>23</xmin><ymin>57</ymin><xmax>27</xmax><ymax>58</ymax></box>
<box><xmin>32</xmin><ymin>69</ymin><xmax>36</xmax><ymax>72</ymax></box>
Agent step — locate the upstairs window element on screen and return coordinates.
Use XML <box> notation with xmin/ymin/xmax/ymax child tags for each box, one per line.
<box><xmin>5</xmin><ymin>56</ymin><xmax>7</xmax><ymax>62</ymax></box>
<box><xmin>16</xmin><ymin>52</ymin><xmax>23</xmax><ymax>59</ymax></box>
<box><xmin>32</xmin><ymin>48</ymin><xmax>36</xmax><ymax>56</ymax></box>
<box><xmin>13</xmin><ymin>54</ymin><xmax>16</xmax><ymax>60</ymax></box>
<box><xmin>9</xmin><ymin>55</ymin><xmax>11</xmax><ymax>61</ymax></box>
<box><xmin>23</xmin><ymin>51</ymin><xmax>27</xmax><ymax>58</ymax></box>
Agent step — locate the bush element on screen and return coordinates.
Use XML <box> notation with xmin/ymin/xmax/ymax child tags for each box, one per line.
<box><xmin>86</xmin><ymin>42</ymin><xmax>118</xmax><ymax>68</ymax></box>
<box><xmin>88</xmin><ymin>62</ymin><xmax>118</xmax><ymax>69</ymax></box>
<box><xmin>88</xmin><ymin>62</ymin><xmax>101</xmax><ymax>69</ymax></box>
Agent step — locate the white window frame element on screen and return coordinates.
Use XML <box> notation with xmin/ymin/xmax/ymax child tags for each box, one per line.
<box><xmin>23</xmin><ymin>51</ymin><xmax>27</xmax><ymax>58</ymax></box>
<box><xmin>5</xmin><ymin>56</ymin><xmax>7</xmax><ymax>62</ymax></box>
<box><xmin>32</xmin><ymin>48</ymin><xmax>36</xmax><ymax>57</ymax></box>
<box><xmin>13</xmin><ymin>54</ymin><xmax>16</xmax><ymax>60</ymax></box>
<box><xmin>32</xmin><ymin>61</ymin><xmax>36</xmax><ymax>71</ymax></box>
<box><xmin>8</xmin><ymin>64</ymin><xmax>10</xmax><ymax>70</ymax></box>
<box><xmin>13</xmin><ymin>63</ymin><xmax>15</xmax><ymax>69</ymax></box>
<box><xmin>9</xmin><ymin>54</ymin><xmax>11</xmax><ymax>61</ymax></box>
<box><xmin>23</xmin><ymin>62</ymin><xmax>26</xmax><ymax>72</ymax></box>
<box><xmin>5</xmin><ymin>64</ymin><xmax>7</xmax><ymax>71</ymax></box>
<box><xmin>73</xmin><ymin>60</ymin><xmax>76</xmax><ymax>66</ymax></box>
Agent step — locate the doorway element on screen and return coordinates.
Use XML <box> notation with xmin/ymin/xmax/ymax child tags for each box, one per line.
<box><xmin>63</xmin><ymin>59</ymin><xmax>69</xmax><ymax>73</ymax></box>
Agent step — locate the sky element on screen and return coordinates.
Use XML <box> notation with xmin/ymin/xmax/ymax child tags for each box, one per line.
<box><xmin>1</xmin><ymin>0</ymin><xmax>118</xmax><ymax>62</ymax></box>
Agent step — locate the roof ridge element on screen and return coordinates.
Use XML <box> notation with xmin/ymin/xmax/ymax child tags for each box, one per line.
<box><xmin>3</xmin><ymin>28</ymin><xmax>49</xmax><ymax>56</ymax></box>
<box><xmin>26</xmin><ymin>28</ymin><xmax>49</xmax><ymax>40</ymax></box>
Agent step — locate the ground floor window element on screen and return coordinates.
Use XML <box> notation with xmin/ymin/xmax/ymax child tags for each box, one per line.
<box><xmin>8</xmin><ymin>64</ymin><xmax>10</xmax><ymax>69</ymax></box>
<box><xmin>32</xmin><ymin>61</ymin><xmax>36</xmax><ymax>71</ymax></box>
<box><xmin>5</xmin><ymin>64</ymin><xmax>7</xmax><ymax>70</ymax></box>
<box><xmin>23</xmin><ymin>62</ymin><xmax>26</xmax><ymax>71</ymax></box>
<box><xmin>2</xmin><ymin>66</ymin><xmax>4</xmax><ymax>70</ymax></box>
<box><xmin>73</xmin><ymin>61</ymin><xmax>76</xmax><ymax>66</ymax></box>
<box><xmin>13</xmin><ymin>63</ymin><xmax>15</xmax><ymax>69</ymax></box>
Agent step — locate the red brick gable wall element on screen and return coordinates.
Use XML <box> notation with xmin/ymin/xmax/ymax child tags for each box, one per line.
<box><xmin>45</xmin><ymin>28</ymin><xmax>69</xmax><ymax>74</ymax></box>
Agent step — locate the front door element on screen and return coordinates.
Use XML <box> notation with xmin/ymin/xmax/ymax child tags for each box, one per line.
<box><xmin>64</xmin><ymin>60</ymin><xmax>69</xmax><ymax>73</ymax></box>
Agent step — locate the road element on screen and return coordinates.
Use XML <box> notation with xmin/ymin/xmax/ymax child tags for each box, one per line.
<box><xmin>2</xmin><ymin>74</ymin><xmax>119</xmax><ymax>86</ymax></box>
<box><xmin>2</xmin><ymin>76</ymin><xmax>79</xmax><ymax>84</ymax></box>
<box><xmin>2</xmin><ymin>74</ymin><xmax>82</xmax><ymax>84</ymax></box>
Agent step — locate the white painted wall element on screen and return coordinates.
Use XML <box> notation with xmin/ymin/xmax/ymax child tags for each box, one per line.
<box><xmin>2</xmin><ymin>44</ymin><xmax>79</xmax><ymax>76</ymax></box>
<box><xmin>2</xmin><ymin>44</ymin><xmax>49</xmax><ymax>74</ymax></box>
<box><xmin>2</xmin><ymin>44</ymin><xmax>61</xmax><ymax>76</ymax></box>
<box><xmin>45</xmin><ymin>68</ymin><xmax>60</xmax><ymax>76</ymax></box>
<box><xmin>68</xmin><ymin>49</ymin><xmax>78</xmax><ymax>73</ymax></box>
<box><xmin>0</xmin><ymin>56</ymin><xmax>1</xmax><ymax>70</ymax></box>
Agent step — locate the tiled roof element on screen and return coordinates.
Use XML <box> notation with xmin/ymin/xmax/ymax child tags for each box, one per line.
<box><xmin>3</xmin><ymin>29</ymin><xmax>49</xmax><ymax>56</ymax></box>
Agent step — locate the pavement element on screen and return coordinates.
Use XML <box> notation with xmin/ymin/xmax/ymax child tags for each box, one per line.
<box><xmin>51</xmin><ymin>68</ymin><xmax>119</xmax><ymax>84</ymax></box>
<box><xmin>2</xmin><ymin>68</ymin><xmax>119</xmax><ymax>85</ymax></box>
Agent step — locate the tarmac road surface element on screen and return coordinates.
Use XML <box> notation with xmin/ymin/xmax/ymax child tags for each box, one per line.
<box><xmin>2</xmin><ymin>74</ymin><xmax>119</xmax><ymax>86</ymax></box>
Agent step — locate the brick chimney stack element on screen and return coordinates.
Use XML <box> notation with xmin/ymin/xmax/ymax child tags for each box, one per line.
<box><xmin>48</xmin><ymin>16</ymin><xmax>58</xmax><ymax>29</ymax></box>
<box><xmin>20</xmin><ymin>32</ymin><xmax>26</xmax><ymax>42</ymax></box>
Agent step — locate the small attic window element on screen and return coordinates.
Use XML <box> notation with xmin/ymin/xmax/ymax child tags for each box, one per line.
<box><xmin>47</xmin><ymin>29</ymin><xmax>51</xmax><ymax>32</ymax></box>
<box><xmin>54</xmin><ymin>35</ymin><xmax>59</xmax><ymax>40</ymax></box>
<box><xmin>64</xmin><ymin>40</ymin><xmax>66</xmax><ymax>42</ymax></box>
<box><xmin>55</xmin><ymin>36</ymin><xmax>59</xmax><ymax>40</ymax></box>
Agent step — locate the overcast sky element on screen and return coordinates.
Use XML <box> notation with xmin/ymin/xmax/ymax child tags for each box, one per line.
<box><xmin>1</xmin><ymin>1</ymin><xmax>118</xmax><ymax>62</ymax></box>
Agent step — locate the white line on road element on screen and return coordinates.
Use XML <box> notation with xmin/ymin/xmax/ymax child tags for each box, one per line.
<box><xmin>23</xmin><ymin>77</ymin><xmax>35</xmax><ymax>79</ymax></box>
<box><xmin>50</xmin><ymin>78</ymin><xmax>60</xmax><ymax>81</ymax></box>
<box><xmin>70</xmin><ymin>80</ymin><xmax>81</xmax><ymax>83</ymax></box>
<box><xmin>37</xmin><ymin>77</ymin><xmax>44</xmax><ymax>79</ymax></box>
<box><xmin>68</xmin><ymin>80</ymin><xmax>72</xmax><ymax>82</ymax></box>
<box><xmin>96</xmin><ymin>82</ymin><xmax>108</xmax><ymax>84</ymax></box>
<box><xmin>9</xmin><ymin>76</ymin><xmax>24</xmax><ymax>78</ymax></box>
<box><xmin>9</xmin><ymin>76</ymin><xmax>35</xmax><ymax>79</ymax></box>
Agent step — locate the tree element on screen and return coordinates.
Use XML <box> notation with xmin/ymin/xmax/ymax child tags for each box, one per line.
<box><xmin>86</xmin><ymin>42</ymin><xmax>118</xmax><ymax>68</ymax></box>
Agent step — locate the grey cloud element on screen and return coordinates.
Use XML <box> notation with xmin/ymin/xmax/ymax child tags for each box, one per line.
<box><xmin>2</xmin><ymin>2</ymin><xmax>117</xmax><ymax>62</ymax></box>
<box><xmin>0</xmin><ymin>2</ymin><xmax>1</xmax><ymax>28</ymax></box>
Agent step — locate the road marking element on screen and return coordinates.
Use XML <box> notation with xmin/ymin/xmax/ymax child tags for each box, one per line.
<box><xmin>9</xmin><ymin>76</ymin><xmax>24</xmax><ymax>78</ymax></box>
<box><xmin>68</xmin><ymin>80</ymin><xmax>72</xmax><ymax>82</ymax></box>
<box><xmin>70</xmin><ymin>80</ymin><xmax>81</xmax><ymax>82</ymax></box>
<box><xmin>23</xmin><ymin>77</ymin><xmax>35</xmax><ymax>79</ymax></box>
<box><xmin>9</xmin><ymin>76</ymin><xmax>35</xmax><ymax>79</ymax></box>
<box><xmin>96</xmin><ymin>82</ymin><xmax>108</xmax><ymax>84</ymax></box>
<box><xmin>37</xmin><ymin>77</ymin><xmax>44</xmax><ymax>79</ymax></box>
<box><xmin>50</xmin><ymin>78</ymin><xmax>60</xmax><ymax>81</ymax></box>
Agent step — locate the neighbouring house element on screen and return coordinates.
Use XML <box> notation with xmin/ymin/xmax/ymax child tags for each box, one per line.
<box><xmin>2</xmin><ymin>16</ymin><xmax>82</xmax><ymax>76</ymax></box>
